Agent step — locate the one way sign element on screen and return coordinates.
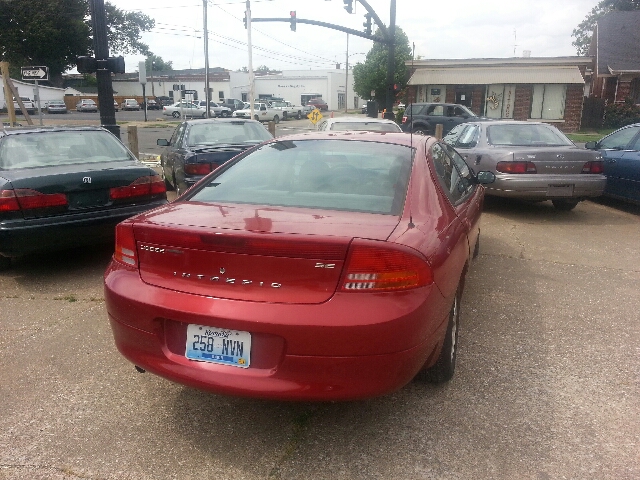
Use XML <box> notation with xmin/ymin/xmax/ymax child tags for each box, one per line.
<box><xmin>21</xmin><ymin>66</ymin><xmax>49</xmax><ymax>81</ymax></box>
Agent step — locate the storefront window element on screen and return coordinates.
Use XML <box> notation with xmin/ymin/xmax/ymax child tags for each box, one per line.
<box><xmin>530</xmin><ymin>84</ymin><xmax>566</xmax><ymax>120</ymax></box>
<box><xmin>485</xmin><ymin>85</ymin><xmax>515</xmax><ymax>119</ymax></box>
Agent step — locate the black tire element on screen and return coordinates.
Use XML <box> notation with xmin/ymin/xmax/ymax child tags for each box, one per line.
<box><xmin>283</xmin><ymin>111</ymin><xmax>288</xmax><ymax>121</ymax></box>
<box><xmin>417</xmin><ymin>287</ymin><xmax>461</xmax><ymax>383</ymax></box>
<box><xmin>172</xmin><ymin>111</ymin><xmax>180</xmax><ymax>118</ymax></box>
<box><xmin>221</xmin><ymin>111</ymin><xmax>229</xmax><ymax>118</ymax></box>
<box><xmin>296</xmin><ymin>111</ymin><xmax>302</xmax><ymax>120</ymax></box>
<box><xmin>273</xmin><ymin>115</ymin><xmax>280</xmax><ymax>124</ymax></box>
<box><xmin>412</xmin><ymin>128</ymin><xmax>428</xmax><ymax>136</ymax></box>
<box><xmin>0</xmin><ymin>255</ymin><xmax>12</xmax><ymax>271</ymax></box>
<box><xmin>552</xmin><ymin>199</ymin><xmax>579</xmax><ymax>211</ymax></box>
<box><xmin>254</xmin><ymin>115</ymin><xmax>260</xmax><ymax>121</ymax></box>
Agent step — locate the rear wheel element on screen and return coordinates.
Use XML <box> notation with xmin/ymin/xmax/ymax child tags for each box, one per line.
<box><xmin>417</xmin><ymin>287</ymin><xmax>461</xmax><ymax>383</ymax></box>
<box><xmin>220</xmin><ymin>111</ymin><xmax>229</xmax><ymax>118</ymax></box>
<box><xmin>552</xmin><ymin>199</ymin><xmax>579</xmax><ymax>211</ymax></box>
<box><xmin>172</xmin><ymin>111</ymin><xmax>180</xmax><ymax>118</ymax></box>
<box><xmin>254</xmin><ymin>115</ymin><xmax>260</xmax><ymax>121</ymax></box>
<box><xmin>273</xmin><ymin>115</ymin><xmax>280</xmax><ymax>124</ymax></box>
<box><xmin>412</xmin><ymin>127</ymin><xmax>428</xmax><ymax>135</ymax></box>
<box><xmin>296</xmin><ymin>111</ymin><xmax>302</xmax><ymax>119</ymax></box>
<box><xmin>283</xmin><ymin>111</ymin><xmax>288</xmax><ymax>120</ymax></box>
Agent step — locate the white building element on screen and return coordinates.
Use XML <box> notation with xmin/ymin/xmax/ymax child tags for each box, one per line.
<box><xmin>1</xmin><ymin>76</ymin><xmax>74</xmax><ymax>109</ymax></box>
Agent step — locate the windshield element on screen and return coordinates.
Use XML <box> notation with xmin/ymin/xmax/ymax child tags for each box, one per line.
<box><xmin>486</xmin><ymin>124</ymin><xmax>572</xmax><ymax>146</ymax></box>
<box><xmin>330</xmin><ymin>122</ymin><xmax>402</xmax><ymax>132</ymax></box>
<box><xmin>186</xmin><ymin>122</ymin><xmax>272</xmax><ymax>146</ymax></box>
<box><xmin>189</xmin><ymin>139</ymin><xmax>414</xmax><ymax>215</ymax></box>
<box><xmin>0</xmin><ymin>130</ymin><xmax>133</xmax><ymax>170</ymax></box>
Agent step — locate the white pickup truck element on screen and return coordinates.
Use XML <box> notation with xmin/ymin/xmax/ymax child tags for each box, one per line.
<box><xmin>233</xmin><ymin>102</ymin><xmax>283</xmax><ymax>123</ymax></box>
<box><xmin>270</xmin><ymin>101</ymin><xmax>304</xmax><ymax>120</ymax></box>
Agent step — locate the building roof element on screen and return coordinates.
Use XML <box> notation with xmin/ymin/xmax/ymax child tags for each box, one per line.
<box><xmin>594</xmin><ymin>11</ymin><xmax>640</xmax><ymax>75</ymax></box>
<box><xmin>408</xmin><ymin>66</ymin><xmax>585</xmax><ymax>86</ymax></box>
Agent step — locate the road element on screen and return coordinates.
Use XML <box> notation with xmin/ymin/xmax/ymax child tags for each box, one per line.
<box><xmin>1</xmin><ymin>192</ymin><xmax>639</xmax><ymax>478</ymax></box>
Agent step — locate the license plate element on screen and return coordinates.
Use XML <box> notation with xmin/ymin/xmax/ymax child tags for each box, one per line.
<box><xmin>547</xmin><ymin>184</ymin><xmax>574</xmax><ymax>197</ymax></box>
<box><xmin>185</xmin><ymin>324</ymin><xmax>251</xmax><ymax>368</ymax></box>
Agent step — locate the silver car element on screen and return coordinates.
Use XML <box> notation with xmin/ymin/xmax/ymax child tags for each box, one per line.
<box><xmin>443</xmin><ymin>121</ymin><xmax>606</xmax><ymax>210</ymax></box>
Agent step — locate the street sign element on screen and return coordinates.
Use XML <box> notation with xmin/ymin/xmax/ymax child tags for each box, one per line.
<box><xmin>307</xmin><ymin>108</ymin><xmax>323</xmax><ymax>125</ymax></box>
<box><xmin>21</xmin><ymin>66</ymin><xmax>49</xmax><ymax>81</ymax></box>
<box><xmin>184</xmin><ymin>90</ymin><xmax>197</xmax><ymax>94</ymax></box>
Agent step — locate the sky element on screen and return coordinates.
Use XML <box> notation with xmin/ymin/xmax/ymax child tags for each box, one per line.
<box><xmin>105</xmin><ymin>0</ymin><xmax>600</xmax><ymax>73</ymax></box>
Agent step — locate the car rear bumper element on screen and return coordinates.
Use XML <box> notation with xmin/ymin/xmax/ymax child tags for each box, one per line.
<box><xmin>485</xmin><ymin>174</ymin><xmax>606</xmax><ymax>199</ymax></box>
<box><xmin>0</xmin><ymin>200</ymin><xmax>167</xmax><ymax>257</ymax></box>
<box><xmin>104</xmin><ymin>263</ymin><xmax>450</xmax><ymax>401</ymax></box>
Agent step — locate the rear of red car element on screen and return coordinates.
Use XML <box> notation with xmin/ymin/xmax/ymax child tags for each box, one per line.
<box><xmin>104</xmin><ymin>135</ymin><xmax>458</xmax><ymax>400</ymax></box>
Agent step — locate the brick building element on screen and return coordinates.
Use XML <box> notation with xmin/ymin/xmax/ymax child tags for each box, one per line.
<box><xmin>405</xmin><ymin>57</ymin><xmax>592</xmax><ymax>132</ymax></box>
<box><xmin>588</xmin><ymin>11</ymin><xmax>640</xmax><ymax>104</ymax></box>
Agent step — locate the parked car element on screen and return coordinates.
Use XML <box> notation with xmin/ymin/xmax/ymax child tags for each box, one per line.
<box><xmin>306</xmin><ymin>97</ymin><xmax>328</xmax><ymax>111</ymax></box>
<box><xmin>0</xmin><ymin>126</ymin><xmax>168</xmax><ymax>270</ymax></box>
<box><xmin>76</xmin><ymin>99</ymin><xmax>98</xmax><ymax>112</ymax></box>
<box><xmin>156</xmin><ymin>96</ymin><xmax>174</xmax><ymax>107</ymax></box>
<box><xmin>220</xmin><ymin>98</ymin><xmax>246</xmax><ymax>112</ymax></box>
<box><xmin>45</xmin><ymin>100</ymin><xmax>67</xmax><ymax>114</ymax></box>
<box><xmin>113</xmin><ymin>100</ymin><xmax>119</xmax><ymax>112</ymax></box>
<box><xmin>104</xmin><ymin>131</ymin><xmax>494</xmax><ymax>401</ymax></box>
<box><xmin>145</xmin><ymin>99</ymin><xmax>161</xmax><ymax>110</ymax></box>
<box><xmin>316</xmin><ymin>117</ymin><xmax>402</xmax><ymax>133</ymax></box>
<box><xmin>443</xmin><ymin>120</ymin><xmax>606</xmax><ymax>210</ymax></box>
<box><xmin>162</xmin><ymin>101</ymin><xmax>207</xmax><ymax>119</ymax></box>
<box><xmin>157</xmin><ymin>118</ymin><xmax>273</xmax><ymax>195</ymax></box>
<box><xmin>233</xmin><ymin>102</ymin><xmax>282</xmax><ymax>123</ymax></box>
<box><xmin>401</xmin><ymin>102</ymin><xmax>478</xmax><ymax>136</ymax></box>
<box><xmin>12</xmin><ymin>97</ymin><xmax>37</xmax><ymax>115</ymax></box>
<box><xmin>196</xmin><ymin>101</ymin><xmax>232</xmax><ymax>118</ymax></box>
<box><xmin>585</xmin><ymin>123</ymin><xmax>640</xmax><ymax>204</ymax></box>
<box><xmin>122</xmin><ymin>99</ymin><xmax>140</xmax><ymax>111</ymax></box>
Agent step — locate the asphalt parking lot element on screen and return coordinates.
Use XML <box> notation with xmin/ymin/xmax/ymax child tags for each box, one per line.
<box><xmin>1</xmin><ymin>115</ymin><xmax>639</xmax><ymax>479</ymax></box>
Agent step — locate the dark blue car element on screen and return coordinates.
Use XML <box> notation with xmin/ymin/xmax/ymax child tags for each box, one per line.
<box><xmin>586</xmin><ymin>124</ymin><xmax>640</xmax><ymax>204</ymax></box>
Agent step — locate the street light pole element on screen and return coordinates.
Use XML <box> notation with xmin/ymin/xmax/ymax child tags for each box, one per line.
<box><xmin>345</xmin><ymin>33</ymin><xmax>349</xmax><ymax>113</ymax></box>
<box><xmin>383</xmin><ymin>0</ymin><xmax>396</xmax><ymax>119</ymax></box>
<box><xmin>203</xmin><ymin>0</ymin><xmax>210</xmax><ymax>118</ymax></box>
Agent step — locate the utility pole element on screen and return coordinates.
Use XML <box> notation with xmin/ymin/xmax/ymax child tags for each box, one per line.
<box><xmin>383</xmin><ymin>0</ymin><xmax>396</xmax><ymax>119</ymax></box>
<box><xmin>89</xmin><ymin>0</ymin><xmax>118</xmax><ymax>137</ymax></box>
<box><xmin>345</xmin><ymin>34</ymin><xmax>349</xmax><ymax>113</ymax></box>
<box><xmin>203</xmin><ymin>0</ymin><xmax>210</xmax><ymax>118</ymax></box>
<box><xmin>246</xmin><ymin>0</ymin><xmax>255</xmax><ymax>120</ymax></box>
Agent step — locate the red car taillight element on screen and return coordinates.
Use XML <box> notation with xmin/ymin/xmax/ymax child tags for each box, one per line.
<box><xmin>496</xmin><ymin>161</ymin><xmax>537</xmax><ymax>174</ymax></box>
<box><xmin>582</xmin><ymin>161</ymin><xmax>604</xmax><ymax>174</ymax></box>
<box><xmin>114</xmin><ymin>223</ymin><xmax>138</xmax><ymax>267</ymax></box>
<box><xmin>0</xmin><ymin>188</ymin><xmax>67</xmax><ymax>211</ymax></box>
<box><xmin>340</xmin><ymin>242</ymin><xmax>433</xmax><ymax>292</ymax></box>
<box><xmin>401</xmin><ymin>116</ymin><xmax>408</xmax><ymax>124</ymax></box>
<box><xmin>184</xmin><ymin>163</ymin><xmax>213</xmax><ymax>175</ymax></box>
<box><xmin>109</xmin><ymin>175</ymin><xmax>166</xmax><ymax>200</ymax></box>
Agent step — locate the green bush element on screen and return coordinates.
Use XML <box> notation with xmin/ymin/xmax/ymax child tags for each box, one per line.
<box><xmin>395</xmin><ymin>108</ymin><xmax>405</xmax><ymax>125</ymax></box>
<box><xmin>603</xmin><ymin>98</ymin><xmax>640</xmax><ymax>128</ymax></box>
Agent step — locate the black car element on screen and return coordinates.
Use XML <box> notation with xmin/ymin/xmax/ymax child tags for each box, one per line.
<box><xmin>157</xmin><ymin>118</ymin><xmax>273</xmax><ymax>195</ymax></box>
<box><xmin>0</xmin><ymin>126</ymin><xmax>168</xmax><ymax>270</ymax></box>
<box><xmin>401</xmin><ymin>102</ymin><xmax>478</xmax><ymax>136</ymax></box>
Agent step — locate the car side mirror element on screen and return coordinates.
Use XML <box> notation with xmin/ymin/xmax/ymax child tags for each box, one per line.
<box><xmin>157</xmin><ymin>139</ymin><xmax>170</xmax><ymax>146</ymax></box>
<box><xmin>585</xmin><ymin>141</ymin><xmax>597</xmax><ymax>150</ymax></box>
<box><xmin>476</xmin><ymin>171</ymin><xmax>495</xmax><ymax>184</ymax></box>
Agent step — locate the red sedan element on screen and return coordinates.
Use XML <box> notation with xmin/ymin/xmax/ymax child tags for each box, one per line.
<box><xmin>104</xmin><ymin>132</ymin><xmax>493</xmax><ymax>401</ymax></box>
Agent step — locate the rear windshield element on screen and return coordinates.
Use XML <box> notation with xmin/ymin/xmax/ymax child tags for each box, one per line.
<box><xmin>329</xmin><ymin>122</ymin><xmax>402</xmax><ymax>132</ymax></box>
<box><xmin>486</xmin><ymin>124</ymin><xmax>572</xmax><ymax>146</ymax></box>
<box><xmin>186</xmin><ymin>122</ymin><xmax>272</xmax><ymax>146</ymax></box>
<box><xmin>189</xmin><ymin>139</ymin><xmax>414</xmax><ymax>215</ymax></box>
<box><xmin>0</xmin><ymin>130</ymin><xmax>133</xmax><ymax>170</ymax></box>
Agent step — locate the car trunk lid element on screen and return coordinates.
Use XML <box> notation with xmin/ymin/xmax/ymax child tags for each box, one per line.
<box><xmin>133</xmin><ymin>202</ymin><xmax>400</xmax><ymax>304</ymax></box>
<box><xmin>513</xmin><ymin>148</ymin><xmax>595</xmax><ymax>174</ymax></box>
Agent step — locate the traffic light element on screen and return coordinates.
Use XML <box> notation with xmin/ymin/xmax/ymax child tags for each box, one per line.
<box><xmin>243</xmin><ymin>10</ymin><xmax>247</xmax><ymax>29</ymax></box>
<box><xmin>106</xmin><ymin>56</ymin><xmax>125</xmax><ymax>74</ymax></box>
<box><xmin>343</xmin><ymin>0</ymin><xmax>353</xmax><ymax>14</ymax></box>
<box><xmin>76</xmin><ymin>56</ymin><xmax>97</xmax><ymax>74</ymax></box>
<box><xmin>290</xmin><ymin>11</ymin><xmax>296</xmax><ymax>31</ymax></box>
<box><xmin>363</xmin><ymin>12</ymin><xmax>372</xmax><ymax>35</ymax></box>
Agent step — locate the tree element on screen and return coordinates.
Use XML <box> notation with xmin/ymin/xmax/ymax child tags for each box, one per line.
<box><xmin>145</xmin><ymin>54</ymin><xmax>173</xmax><ymax>72</ymax></box>
<box><xmin>572</xmin><ymin>0</ymin><xmax>640</xmax><ymax>55</ymax></box>
<box><xmin>0</xmin><ymin>0</ymin><xmax>154</xmax><ymax>85</ymax></box>
<box><xmin>352</xmin><ymin>27</ymin><xmax>411</xmax><ymax>105</ymax></box>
